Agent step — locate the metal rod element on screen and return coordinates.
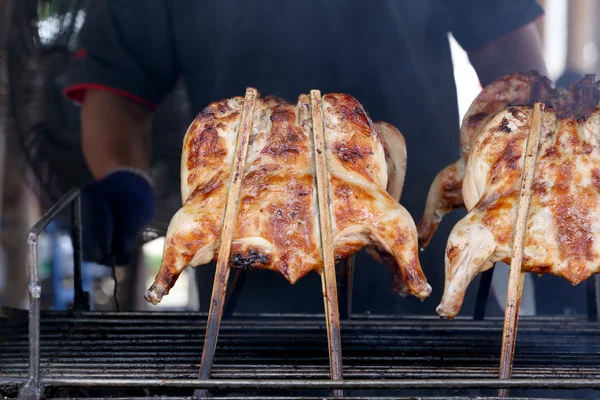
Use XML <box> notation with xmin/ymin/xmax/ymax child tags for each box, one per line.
<box><xmin>18</xmin><ymin>234</ymin><xmax>42</xmax><ymax>400</ymax></box>
<box><xmin>224</xmin><ymin>270</ymin><xmax>247</xmax><ymax>317</ymax></box>
<box><xmin>473</xmin><ymin>266</ymin><xmax>494</xmax><ymax>320</ymax></box>
<box><xmin>71</xmin><ymin>194</ymin><xmax>89</xmax><ymax>311</ymax></box>
<box><xmin>28</xmin><ymin>189</ymin><xmax>81</xmax><ymax>237</ymax></box>
<box><xmin>195</xmin><ymin>88</ymin><xmax>258</xmax><ymax>398</ymax></box>
<box><xmin>498</xmin><ymin>103</ymin><xmax>544</xmax><ymax>397</ymax></box>
<box><xmin>5</xmin><ymin>397</ymin><xmax>577</xmax><ymax>400</ymax></box>
<box><xmin>8</xmin><ymin>377</ymin><xmax>600</xmax><ymax>390</ymax></box>
<box><xmin>582</xmin><ymin>74</ymin><xmax>596</xmax><ymax>118</ymax></box>
<box><xmin>586</xmin><ymin>276</ymin><xmax>599</xmax><ymax>322</ymax></box>
<box><xmin>18</xmin><ymin>188</ymin><xmax>81</xmax><ymax>400</ymax></box>
<box><xmin>0</xmin><ymin>0</ymin><xmax>15</xmax><ymax>244</ymax></box>
<box><xmin>310</xmin><ymin>90</ymin><xmax>344</xmax><ymax>397</ymax></box>
<box><xmin>339</xmin><ymin>257</ymin><xmax>355</xmax><ymax>320</ymax></box>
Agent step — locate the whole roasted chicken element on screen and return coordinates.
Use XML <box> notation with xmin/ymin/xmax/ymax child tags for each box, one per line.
<box><xmin>145</xmin><ymin>92</ymin><xmax>431</xmax><ymax>305</ymax></box>
<box><xmin>433</xmin><ymin>77</ymin><xmax>600</xmax><ymax>318</ymax></box>
<box><xmin>418</xmin><ymin>72</ymin><xmax>599</xmax><ymax>249</ymax></box>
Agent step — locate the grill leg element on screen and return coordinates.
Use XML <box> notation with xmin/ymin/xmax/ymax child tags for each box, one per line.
<box><xmin>586</xmin><ymin>275</ymin><xmax>599</xmax><ymax>322</ymax></box>
<box><xmin>18</xmin><ymin>189</ymin><xmax>81</xmax><ymax>400</ymax></box>
<box><xmin>473</xmin><ymin>265</ymin><xmax>494</xmax><ymax>320</ymax></box>
<box><xmin>339</xmin><ymin>257</ymin><xmax>355</xmax><ymax>320</ymax></box>
<box><xmin>71</xmin><ymin>194</ymin><xmax>89</xmax><ymax>311</ymax></box>
<box><xmin>19</xmin><ymin>234</ymin><xmax>41</xmax><ymax>400</ymax></box>
<box><xmin>224</xmin><ymin>269</ymin><xmax>247</xmax><ymax>317</ymax></box>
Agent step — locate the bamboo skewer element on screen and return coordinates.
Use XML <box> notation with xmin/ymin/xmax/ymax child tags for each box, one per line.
<box><xmin>310</xmin><ymin>90</ymin><xmax>344</xmax><ymax>397</ymax></box>
<box><xmin>194</xmin><ymin>88</ymin><xmax>258</xmax><ymax>398</ymax></box>
<box><xmin>498</xmin><ymin>102</ymin><xmax>545</xmax><ymax>397</ymax></box>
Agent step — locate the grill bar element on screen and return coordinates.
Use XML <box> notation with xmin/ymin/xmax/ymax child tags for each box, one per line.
<box><xmin>42</xmin><ymin>398</ymin><xmax>588</xmax><ymax>400</ymax></box>
<box><xmin>5</xmin><ymin>376</ymin><xmax>600</xmax><ymax>390</ymax></box>
<box><xmin>4</xmin><ymin>368</ymin><xmax>600</xmax><ymax>379</ymax></box>
<box><xmin>2</xmin><ymin>312</ymin><xmax>600</xmax><ymax>398</ymax></box>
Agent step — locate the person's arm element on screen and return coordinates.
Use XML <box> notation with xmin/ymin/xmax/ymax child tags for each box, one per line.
<box><xmin>64</xmin><ymin>0</ymin><xmax>178</xmax><ymax>180</ymax></box>
<box><xmin>468</xmin><ymin>22</ymin><xmax>548</xmax><ymax>87</ymax></box>
<box><xmin>81</xmin><ymin>89</ymin><xmax>153</xmax><ymax>180</ymax></box>
<box><xmin>444</xmin><ymin>0</ymin><xmax>547</xmax><ymax>85</ymax></box>
<box><xmin>62</xmin><ymin>1</ymin><xmax>178</xmax><ymax>265</ymax></box>
<box><xmin>77</xmin><ymin>88</ymin><xmax>157</xmax><ymax>266</ymax></box>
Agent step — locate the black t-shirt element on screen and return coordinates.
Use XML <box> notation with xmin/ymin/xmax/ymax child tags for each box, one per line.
<box><xmin>64</xmin><ymin>0</ymin><xmax>543</xmax><ymax>315</ymax></box>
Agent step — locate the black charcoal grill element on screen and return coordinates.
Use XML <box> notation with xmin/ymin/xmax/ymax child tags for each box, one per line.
<box><xmin>3</xmin><ymin>1</ymin><xmax>600</xmax><ymax>398</ymax></box>
<box><xmin>2</xmin><ymin>190</ymin><xmax>600</xmax><ymax>400</ymax></box>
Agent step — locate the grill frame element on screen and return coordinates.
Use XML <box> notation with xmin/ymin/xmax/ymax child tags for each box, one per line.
<box><xmin>3</xmin><ymin>170</ymin><xmax>600</xmax><ymax>400</ymax></box>
<box><xmin>3</xmin><ymin>310</ymin><xmax>600</xmax><ymax>399</ymax></box>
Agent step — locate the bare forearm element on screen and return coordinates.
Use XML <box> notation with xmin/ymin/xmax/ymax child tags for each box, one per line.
<box><xmin>468</xmin><ymin>23</ymin><xmax>548</xmax><ymax>87</ymax></box>
<box><xmin>81</xmin><ymin>89</ymin><xmax>153</xmax><ymax>180</ymax></box>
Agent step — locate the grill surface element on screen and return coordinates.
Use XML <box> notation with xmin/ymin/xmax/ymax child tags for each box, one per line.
<box><xmin>1</xmin><ymin>309</ymin><xmax>600</xmax><ymax>398</ymax></box>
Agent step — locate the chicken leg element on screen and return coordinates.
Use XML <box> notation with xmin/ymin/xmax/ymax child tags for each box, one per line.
<box><xmin>417</xmin><ymin>71</ymin><xmax>570</xmax><ymax>249</ymax></box>
<box><xmin>437</xmin><ymin>211</ymin><xmax>498</xmax><ymax>318</ymax></box>
<box><xmin>417</xmin><ymin>158</ymin><xmax>466</xmax><ymax>249</ymax></box>
<box><xmin>145</xmin><ymin>97</ymin><xmax>243</xmax><ymax>304</ymax></box>
<box><xmin>322</xmin><ymin>93</ymin><xmax>431</xmax><ymax>300</ymax></box>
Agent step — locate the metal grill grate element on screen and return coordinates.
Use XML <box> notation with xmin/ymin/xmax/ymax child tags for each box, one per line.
<box><xmin>2</xmin><ymin>310</ymin><xmax>600</xmax><ymax>398</ymax></box>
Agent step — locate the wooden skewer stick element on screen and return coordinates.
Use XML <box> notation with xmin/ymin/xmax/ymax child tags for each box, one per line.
<box><xmin>310</xmin><ymin>90</ymin><xmax>344</xmax><ymax>397</ymax></box>
<box><xmin>194</xmin><ymin>88</ymin><xmax>258</xmax><ymax>398</ymax></box>
<box><xmin>498</xmin><ymin>102</ymin><xmax>545</xmax><ymax>397</ymax></box>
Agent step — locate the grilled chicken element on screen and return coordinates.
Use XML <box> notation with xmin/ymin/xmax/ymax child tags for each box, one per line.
<box><xmin>418</xmin><ymin>72</ymin><xmax>598</xmax><ymax>249</ymax></box>
<box><xmin>145</xmin><ymin>92</ymin><xmax>430</xmax><ymax>305</ymax></box>
<box><xmin>437</xmin><ymin>103</ymin><xmax>600</xmax><ymax>318</ymax></box>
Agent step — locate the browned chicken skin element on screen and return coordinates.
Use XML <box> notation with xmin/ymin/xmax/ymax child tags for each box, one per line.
<box><xmin>418</xmin><ymin>71</ymin><xmax>600</xmax><ymax>249</ymax></box>
<box><xmin>438</xmin><ymin>102</ymin><xmax>600</xmax><ymax>318</ymax></box>
<box><xmin>145</xmin><ymin>92</ymin><xmax>431</xmax><ymax>305</ymax></box>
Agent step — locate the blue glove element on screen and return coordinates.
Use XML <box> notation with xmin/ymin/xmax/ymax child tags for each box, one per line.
<box><xmin>80</xmin><ymin>169</ymin><xmax>156</xmax><ymax>266</ymax></box>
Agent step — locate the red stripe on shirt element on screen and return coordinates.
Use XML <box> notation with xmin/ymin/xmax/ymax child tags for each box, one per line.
<box><xmin>73</xmin><ymin>48</ymin><xmax>88</xmax><ymax>59</ymax></box>
<box><xmin>63</xmin><ymin>83</ymin><xmax>158</xmax><ymax>111</ymax></box>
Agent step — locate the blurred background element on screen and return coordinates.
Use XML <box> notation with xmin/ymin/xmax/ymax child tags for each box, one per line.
<box><xmin>0</xmin><ymin>0</ymin><xmax>599</xmax><ymax>313</ymax></box>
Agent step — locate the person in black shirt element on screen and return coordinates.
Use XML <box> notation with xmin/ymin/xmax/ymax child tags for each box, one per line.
<box><xmin>64</xmin><ymin>0</ymin><xmax>548</xmax><ymax>314</ymax></box>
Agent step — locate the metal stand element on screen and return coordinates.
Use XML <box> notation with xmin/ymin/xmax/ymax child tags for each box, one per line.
<box><xmin>71</xmin><ymin>195</ymin><xmax>89</xmax><ymax>311</ymax></box>
<box><xmin>19</xmin><ymin>188</ymin><xmax>84</xmax><ymax>400</ymax></box>
<box><xmin>223</xmin><ymin>270</ymin><xmax>247</xmax><ymax>317</ymax></box>
<box><xmin>473</xmin><ymin>266</ymin><xmax>494</xmax><ymax>320</ymax></box>
<box><xmin>586</xmin><ymin>276</ymin><xmax>599</xmax><ymax>322</ymax></box>
<box><xmin>339</xmin><ymin>257</ymin><xmax>355</xmax><ymax>320</ymax></box>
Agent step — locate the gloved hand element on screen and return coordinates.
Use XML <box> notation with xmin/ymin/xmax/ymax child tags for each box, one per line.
<box><xmin>80</xmin><ymin>168</ymin><xmax>156</xmax><ymax>266</ymax></box>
